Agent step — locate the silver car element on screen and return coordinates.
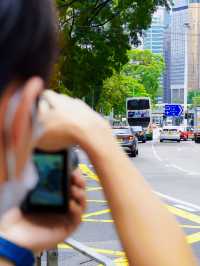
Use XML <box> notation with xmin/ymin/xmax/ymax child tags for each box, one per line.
<box><xmin>160</xmin><ymin>127</ymin><xmax>181</xmax><ymax>142</ymax></box>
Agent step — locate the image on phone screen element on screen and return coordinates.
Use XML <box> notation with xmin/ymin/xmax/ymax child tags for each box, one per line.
<box><xmin>30</xmin><ymin>154</ymin><xmax>64</xmax><ymax>206</ymax></box>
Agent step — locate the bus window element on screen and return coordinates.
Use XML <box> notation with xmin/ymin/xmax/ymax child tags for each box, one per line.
<box><xmin>126</xmin><ymin>97</ymin><xmax>151</xmax><ymax>128</ymax></box>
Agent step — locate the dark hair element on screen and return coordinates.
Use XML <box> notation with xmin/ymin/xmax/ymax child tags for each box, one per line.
<box><xmin>0</xmin><ymin>0</ymin><xmax>58</xmax><ymax>89</ymax></box>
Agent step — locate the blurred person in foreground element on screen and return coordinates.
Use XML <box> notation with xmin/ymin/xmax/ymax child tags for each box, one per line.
<box><xmin>0</xmin><ymin>1</ymin><xmax>86</xmax><ymax>266</ymax></box>
<box><xmin>0</xmin><ymin>1</ymin><xmax>197</xmax><ymax>266</ymax></box>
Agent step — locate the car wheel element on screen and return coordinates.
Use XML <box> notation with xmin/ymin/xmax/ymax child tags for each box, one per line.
<box><xmin>160</xmin><ymin>140</ymin><xmax>163</xmax><ymax>142</ymax></box>
<box><xmin>177</xmin><ymin>140</ymin><xmax>180</xmax><ymax>143</ymax></box>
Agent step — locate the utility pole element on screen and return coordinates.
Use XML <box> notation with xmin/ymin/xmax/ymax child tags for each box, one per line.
<box><xmin>184</xmin><ymin>22</ymin><xmax>190</xmax><ymax>127</ymax></box>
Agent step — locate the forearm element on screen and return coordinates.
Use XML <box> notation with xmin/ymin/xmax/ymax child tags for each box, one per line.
<box><xmin>83</xmin><ymin>129</ymin><xmax>197</xmax><ymax>266</ymax></box>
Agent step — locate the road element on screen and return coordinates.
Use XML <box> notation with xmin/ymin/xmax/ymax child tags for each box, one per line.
<box><xmin>43</xmin><ymin>140</ymin><xmax>200</xmax><ymax>265</ymax></box>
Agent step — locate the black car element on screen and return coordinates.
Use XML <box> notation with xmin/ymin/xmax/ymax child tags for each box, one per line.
<box><xmin>131</xmin><ymin>126</ymin><xmax>146</xmax><ymax>143</ymax></box>
<box><xmin>112</xmin><ymin>127</ymin><xmax>138</xmax><ymax>157</ymax></box>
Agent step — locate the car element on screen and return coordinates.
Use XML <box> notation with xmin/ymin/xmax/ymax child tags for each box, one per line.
<box><xmin>187</xmin><ymin>127</ymin><xmax>194</xmax><ymax>140</ymax></box>
<box><xmin>160</xmin><ymin>126</ymin><xmax>181</xmax><ymax>142</ymax></box>
<box><xmin>194</xmin><ymin>129</ymin><xmax>200</xmax><ymax>143</ymax></box>
<box><xmin>179</xmin><ymin>127</ymin><xmax>194</xmax><ymax>141</ymax></box>
<box><xmin>131</xmin><ymin>126</ymin><xmax>146</xmax><ymax>143</ymax></box>
<box><xmin>112</xmin><ymin>127</ymin><xmax>138</xmax><ymax>157</ymax></box>
<box><xmin>179</xmin><ymin>127</ymin><xmax>188</xmax><ymax>141</ymax></box>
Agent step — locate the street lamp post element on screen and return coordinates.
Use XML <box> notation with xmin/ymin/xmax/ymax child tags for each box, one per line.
<box><xmin>184</xmin><ymin>22</ymin><xmax>190</xmax><ymax>127</ymax></box>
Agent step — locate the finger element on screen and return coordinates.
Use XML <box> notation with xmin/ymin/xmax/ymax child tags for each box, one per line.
<box><xmin>42</xmin><ymin>90</ymin><xmax>70</xmax><ymax>107</ymax></box>
<box><xmin>68</xmin><ymin>200</ymin><xmax>82</xmax><ymax>226</ymax></box>
<box><xmin>70</xmin><ymin>185</ymin><xmax>87</xmax><ymax>211</ymax></box>
<box><xmin>71</xmin><ymin>169</ymin><xmax>86</xmax><ymax>189</ymax></box>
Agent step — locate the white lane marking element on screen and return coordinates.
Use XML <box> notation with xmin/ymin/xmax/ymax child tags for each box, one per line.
<box><xmin>170</xmin><ymin>164</ymin><xmax>190</xmax><ymax>173</ymax></box>
<box><xmin>174</xmin><ymin>204</ymin><xmax>197</xmax><ymax>212</ymax></box>
<box><xmin>155</xmin><ymin>191</ymin><xmax>200</xmax><ymax>212</ymax></box>
<box><xmin>151</xmin><ymin>143</ymin><xmax>163</xmax><ymax>162</ymax></box>
<box><xmin>151</xmin><ymin>142</ymin><xmax>200</xmax><ymax>176</ymax></box>
<box><xmin>187</xmin><ymin>172</ymin><xmax>200</xmax><ymax>176</ymax></box>
<box><xmin>165</xmin><ymin>164</ymin><xmax>200</xmax><ymax>176</ymax></box>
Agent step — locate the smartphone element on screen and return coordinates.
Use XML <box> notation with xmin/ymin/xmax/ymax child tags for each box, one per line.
<box><xmin>21</xmin><ymin>149</ymin><xmax>78</xmax><ymax>213</ymax></box>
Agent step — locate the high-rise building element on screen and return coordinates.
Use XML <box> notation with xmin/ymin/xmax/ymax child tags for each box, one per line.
<box><xmin>163</xmin><ymin>22</ymin><xmax>171</xmax><ymax>103</ymax></box>
<box><xmin>170</xmin><ymin>0</ymin><xmax>188</xmax><ymax>103</ymax></box>
<box><xmin>143</xmin><ymin>7</ymin><xmax>170</xmax><ymax>103</ymax></box>
<box><xmin>170</xmin><ymin>0</ymin><xmax>200</xmax><ymax>103</ymax></box>
<box><xmin>143</xmin><ymin>7</ymin><xmax>165</xmax><ymax>54</ymax></box>
<box><xmin>188</xmin><ymin>1</ymin><xmax>200</xmax><ymax>90</ymax></box>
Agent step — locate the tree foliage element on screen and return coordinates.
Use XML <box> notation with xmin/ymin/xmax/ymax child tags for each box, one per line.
<box><xmin>123</xmin><ymin>50</ymin><xmax>165</xmax><ymax>101</ymax></box>
<box><xmin>97</xmin><ymin>71</ymin><xmax>148</xmax><ymax>115</ymax></box>
<box><xmin>98</xmin><ymin>49</ymin><xmax>164</xmax><ymax>115</ymax></box>
<box><xmin>188</xmin><ymin>90</ymin><xmax>200</xmax><ymax>105</ymax></box>
<box><xmin>192</xmin><ymin>96</ymin><xmax>200</xmax><ymax>107</ymax></box>
<box><xmin>54</xmin><ymin>0</ymin><xmax>171</xmax><ymax>106</ymax></box>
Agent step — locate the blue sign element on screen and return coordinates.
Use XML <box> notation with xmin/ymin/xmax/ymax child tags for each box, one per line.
<box><xmin>164</xmin><ymin>104</ymin><xmax>183</xmax><ymax>117</ymax></box>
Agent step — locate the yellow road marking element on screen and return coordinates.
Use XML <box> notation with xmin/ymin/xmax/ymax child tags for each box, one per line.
<box><xmin>58</xmin><ymin>243</ymin><xmax>70</xmax><ymax>249</ymax></box>
<box><xmin>181</xmin><ymin>225</ymin><xmax>200</xmax><ymax>229</ymax></box>
<box><xmin>83</xmin><ymin>209</ymin><xmax>110</xmax><ymax>218</ymax></box>
<box><xmin>114</xmin><ymin>257</ymin><xmax>129</xmax><ymax>265</ymax></box>
<box><xmin>87</xmin><ymin>199</ymin><xmax>107</xmax><ymax>203</ymax></box>
<box><xmin>79</xmin><ymin>164</ymin><xmax>99</xmax><ymax>182</ymax></box>
<box><xmin>187</xmin><ymin>232</ymin><xmax>200</xmax><ymax>244</ymax></box>
<box><xmin>99</xmin><ymin>257</ymin><xmax>128</xmax><ymax>266</ymax></box>
<box><xmin>86</xmin><ymin>187</ymin><xmax>102</xmax><ymax>192</ymax></box>
<box><xmin>83</xmin><ymin>218</ymin><xmax>113</xmax><ymax>223</ymax></box>
<box><xmin>82</xmin><ymin>165</ymin><xmax>200</xmax><ymax>248</ymax></box>
<box><xmin>58</xmin><ymin>244</ymin><xmax>125</xmax><ymax>257</ymax></box>
<box><xmin>166</xmin><ymin>205</ymin><xmax>200</xmax><ymax>224</ymax></box>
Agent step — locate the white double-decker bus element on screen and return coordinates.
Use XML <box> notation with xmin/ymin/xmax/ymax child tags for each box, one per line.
<box><xmin>126</xmin><ymin>97</ymin><xmax>151</xmax><ymax>128</ymax></box>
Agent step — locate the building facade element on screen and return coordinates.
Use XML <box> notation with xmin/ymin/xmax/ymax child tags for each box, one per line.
<box><xmin>143</xmin><ymin>7</ymin><xmax>171</xmax><ymax>103</ymax></box>
<box><xmin>188</xmin><ymin>1</ymin><xmax>200</xmax><ymax>90</ymax></box>
<box><xmin>143</xmin><ymin>8</ymin><xmax>165</xmax><ymax>54</ymax></box>
<box><xmin>170</xmin><ymin>0</ymin><xmax>200</xmax><ymax>103</ymax></box>
<box><xmin>163</xmin><ymin>24</ymin><xmax>171</xmax><ymax>103</ymax></box>
<box><xmin>170</xmin><ymin>0</ymin><xmax>188</xmax><ymax>103</ymax></box>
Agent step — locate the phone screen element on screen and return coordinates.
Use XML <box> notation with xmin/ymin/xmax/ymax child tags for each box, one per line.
<box><xmin>30</xmin><ymin>153</ymin><xmax>64</xmax><ymax>206</ymax></box>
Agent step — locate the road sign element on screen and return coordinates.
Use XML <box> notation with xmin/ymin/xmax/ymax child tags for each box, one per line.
<box><xmin>164</xmin><ymin>104</ymin><xmax>183</xmax><ymax>117</ymax></box>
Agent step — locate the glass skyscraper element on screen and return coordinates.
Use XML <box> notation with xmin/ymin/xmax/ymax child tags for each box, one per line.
<box><xmin>143</xmin><ymin>7</ymin><xmax>169</xmax><ymax>103</ymax></box>
<box><xmin>170</xmin><ymin>0</ymin><xmax>200</xmax><ymax>103</ymax></box>
<box><xmin>143</xmin><ymin>11</ymin><xmax>165</xmax><ymax>55</ymax></box>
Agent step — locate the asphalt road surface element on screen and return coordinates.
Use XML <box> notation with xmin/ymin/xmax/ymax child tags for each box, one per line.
<box><xmin>42</xmin><ymin>140</ymin><xmax>200</xmax><ymax>265</ymax></box>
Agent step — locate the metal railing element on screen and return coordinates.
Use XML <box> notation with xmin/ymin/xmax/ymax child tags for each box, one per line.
<box><xmin>35</xmin><ymin>238</ymin><xmax>115</xmax><ymax>266</ymax></box>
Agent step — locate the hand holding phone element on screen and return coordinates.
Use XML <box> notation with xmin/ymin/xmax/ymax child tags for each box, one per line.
<box><xmin>21</xmin><ymin>148</ymin><xmax>79</xmax><ymax>213</ymax></box>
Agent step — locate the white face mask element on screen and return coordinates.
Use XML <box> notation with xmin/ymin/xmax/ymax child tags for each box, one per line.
<box><xmin>0</xmin><ymin>159</ymin><xmax>38</xmax><ymax>215</ymax></box>
<box><xmin>0</xmin><ymin>91</ymin><xmax>45</xmax><ymax>216</ymax></box>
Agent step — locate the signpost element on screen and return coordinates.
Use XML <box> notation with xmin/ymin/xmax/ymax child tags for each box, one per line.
<box><xmin>164</xmin><ymin>104</ymin><xmax>183</xmax><ymax>117</ymax></box>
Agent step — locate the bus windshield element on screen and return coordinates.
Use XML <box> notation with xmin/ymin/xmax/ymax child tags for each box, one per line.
<box><xmin>126</xmin><ymin>98</ymin><xmax>151</xmax><ymax>128</ymax></box>
<box><xmin>127</xmin><ymin>99</ymin><xmax>150</xmax><ymax>110</ymax></box>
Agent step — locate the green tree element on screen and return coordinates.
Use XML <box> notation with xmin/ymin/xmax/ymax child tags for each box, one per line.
<box><xmin>123</xmin><ymin>50</ymin><xmax>165</xmax><ymax>102</ymax></box>
<box><xmin>188</xmin><ymin>90</ymin><xmax>200</xmax><ymax>104</ymax></box>
<box><xmin>192</xmin><ymin>96</ymin><xmax>200</xmax><ymax>107</ymax></box>
<box><xmin>55</xmin><ymin>0</ymin><xmax>171</xmax><ymax>106</ymax></box>
<box><xmin>97</xmin><ymin>71</ymin><xmax>148</xmax><ymax>115</ymax></box>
